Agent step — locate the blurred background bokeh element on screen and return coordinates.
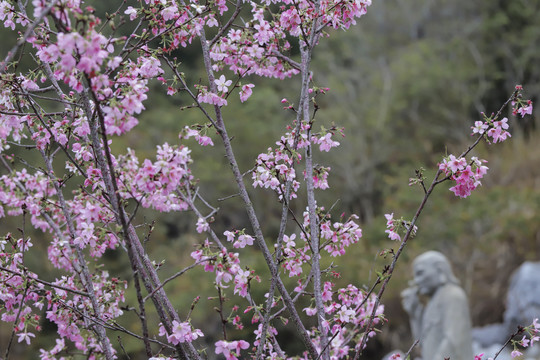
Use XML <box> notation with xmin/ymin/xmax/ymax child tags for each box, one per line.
<box><xmin>0</xmin><ymin>0</ymin><xmax>539</xmax><ymax>358</ymax></box>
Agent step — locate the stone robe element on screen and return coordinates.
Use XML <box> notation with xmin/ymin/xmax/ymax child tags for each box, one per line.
<box><xmin>416</xmin><ymin>283</ymin><xmax>473</xmax><ymax>360</ymax></box>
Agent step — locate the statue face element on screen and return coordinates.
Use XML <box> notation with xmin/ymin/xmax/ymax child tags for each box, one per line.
<box><xmin>413</xmin><ymin>261</ymin><xmax>441</xmax><ymax>296</ymax></box>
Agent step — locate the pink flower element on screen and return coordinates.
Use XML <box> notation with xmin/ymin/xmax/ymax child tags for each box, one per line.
<box><xmin>206</xmin><ymin>14</ymin><xmax>219</xmax><ymax>27</ymax></box>
<box><xmin>239</xmin><ymin>84</ymin><xmax>254</xmax><ymax>102</ymax></box>
<box><xmin>233</xmin><ymin>234</ymin><xmax>254</xmax><ymax>248</ymax></box>
<box><xmin>191</xmin><ymin>4</ymin><xmax>205</xmax><ymax>14</ymax></box>
<box><xmin>337</xmin><ymin>306</ymin><xmax>355</xmax><ymax>323</ymax></box>
<box><xmin>214</xmin><ymin>75</ymin><xmax>232</xmax><ymax>93</ymax></box>
<box><xmin>487</xmin><ymin>117</ymin><xmax>511</xmax><ymax>143</ymax></box>
<box><xmin>511</xmin><ymin>349</ymin><xmax>523</xmax><ymax>358</ymax></box>
<box><xmin>322</xmin><ymin>281</ymin><xmax>333</xmax><ymax>301</ymax></box>
<box><xmin>447</xmin><ymin>155</ymin><xmax>466</xmax><ymax>173</ymax></box>
<box><xmin>233</xmin><ymin>269</ymin><xmax>250</xmax><ymax>296</ymax></box>
<box><xmin>162</xmin><ymin>5</ymin><xmax>179</xmax><ymax>21</ymax></box>
<box><xmin>138</xmin><ymin>57</ymin><xmax>164</xmax><ymax>78</ymax></box>
<box><xmin>17</xmin><ymin>332</ymin><xmax>35</xmax><ymax>345</ymax></box>
<box><xmin>164</xmin><ymin>320</ymin><xmax>204</xmax><ymax>345</ymax></box>
<box><xmin>303</xmin><ymin>307</ymin><xmax>317</xmax><ymax>316</ymax></box>
<box><xmin>518</xmin><ymin>102</ymin><xmax>533</xmax><ymax>117</ymax></box>
<box><xmin>107</xmin><ymin>56</ymin><xmax>122</xmax><ymax>69</ymax></box>
<box><xmin>215</xmin><ymin>340</ymin><xmax>249</xmax><ymax>360</ymax></box>
<box><xmin>197</xmin><ymin>135</ymin><xmax>214</xmax><ymax>146</ymax></box>
<box><xmin>384</xmin><ymin>213</ymin><xmax>394</xmax><ymax>226</ymax></box>
<box><xmin>124</xmin><ymin>6</ymin><xmax>137</xmax><ymax>20</ymax></box>
<box><xmin>196</xmin><ymin>218</ymin><xmax>209</xmax><ymax>233</ymax></box>
<box><xmin>384</xmin><ymin>213</ymin><xmax>401</xmax><ymax>241</ymax></box>
<box><xmin>224</xmin><ymin>230</ymin><xmax>236</xmax><ymax>242</ymax></box>
<box><xmin>472</xmin><ymin>121</ymin><xmax>488</xmax><ymax>135</ymax></box>
<box><xmin>385</xmin><ymin>229</ymin><xmax>401</xmax><ymax>241</ymax></box>
<box><xmin>253</xmin><ymin>20</ymin><xmax>272</xmax><ymax>45</ymax></box>
<box><xmin>77</xmin><ymin>56</ymin><xmax>99</xmax><ymax>74</ymax></box>
<box><xmin>228</xmin><ymin>29</ymin><xmax>242</xmax><ymax>41</ymax></box>
<box><xmin>216</xmin><ymin>270</ymin><xmax>233</xmax><ymax>286</ymax></box>
<box><xmin>318</xmin><ymin>133</ymin><xmax>340</xmax><ymax>152</ymax></box>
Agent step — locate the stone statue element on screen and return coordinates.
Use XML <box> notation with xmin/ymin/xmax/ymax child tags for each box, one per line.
<box><xmin>472</xmin><ymin>261</ymin><xmax>540</xmax><ymax>360</ymax></box>
<box><xmin>401</xmin><ymin>251</ymin><xmax>473</xmax><ymax>360</ymax></box>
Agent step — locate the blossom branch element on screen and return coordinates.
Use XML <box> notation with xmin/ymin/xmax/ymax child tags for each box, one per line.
<box><xmin>198</xmin><ymin>22</ymin><xmax>320</xmax><ymax>359</ymax></box>
<box><xmin>0</xmin><ymin>0</ymin><xmax>59</xmax><ymax>74</ymax></box>
<box><xmin>353</xmin><ymin>90</ymin><xmax>524</xmax><ymax>358</ymax></box>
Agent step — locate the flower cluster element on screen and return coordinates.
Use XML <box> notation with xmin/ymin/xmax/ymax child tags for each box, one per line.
<box><xmin>0</xmin><ymin>231</ymin><xmax>125</xmax><ymax>358</ymax></box>
<box><xmin>0</xmin><ymin>236</ymin><xmax>43</xmax><ymax>345</ymax></box>
<box><xmin>305</xmin><ymin>284</ymin><xmax>384</xmax><ymax>358</ymax></box>
<box><xmin>512</xmin><ymin>86</ymin><xmax>533</xmax><ymax>118</ymax></box>
<box><xmin>181</xmin><ymin>126</ymin><xmax>215</xmax><ymax>147</ymax></box>
<box><xmin>36</xmin><ymin>30</ymin><xmax>111</xmax><ymax>92</ymax></box>
<box><xmin>210</xmin><ymin>0</ymin><xmax>371</xmax><ymax>80</ymax></box>
<box><xmin>384</xmin><ymin>213</ymin><xmax>417</xmax><ymax>242</ymax></box>
<box><xmin>252</xmin><ymin>145</ymin><xmax>300</xmax><ymax>200</ymax></box>
<box><xmin>475</xmin><ymin>318</ymin><xmax>540</xmax><ymax>360</ymax></box>
<box><xmin>510</xmin><ymin>318</ymin><xmax>540</xmax><ymax>358</ymax></box>
<box><xmin>223</xmin><ymin>229</ymin><xmax>255</xmax><ymax>249</ymax></box>
<box><xmin>116</xmin><ymin>144</ymin><xmax>193</xmax><ymax>212</ymax></box>
<box><xmin>277</xmin><ymin>208</ymin><xmax>364</xmax><ymax>282</ymax></box>
<box><xmin>191</xmin><ymin>241</ymin><xmax>259</xmax><ymax>298</ymax></box>
<box><xmin>215</xmin><ymin>339</ymin><xmax>250</xmax><ymax>360</ymax></box>
<box><xmin>471</xmin><ymin>87</ymin><xmax>533</xmax><ymax>145</ymax></box>
<box><xmin>159</xmin><ymin>320</ymin><xmax>203</xmax><ymax>346</ymax></box>
<box><xmin>516</xmin><ymin>100</ymin><xmax>533</xmax><ymax>117</ymax></box>
<box><xmin>384</xmin><ymin>213</ymin><xmax>401</xmax><ymax>241</ymax></box>
<box><xmin>280</xmin><ymin>233</ymin><xmax>311</xmax><ymax>277</ymax></box>
<box><xmin>320</xmin><ymin>214</ymin><xmax>363</xmax><ymax>257</ymax></box>
<box><xmin>0</xmin><ymin>87</ymin><xmax>28</xmax><ymax>152</ymax></box>
<box><xmin>253</xmin><ymin>121</ymin><xmax>342</xmax><ymax>200</ymax></box>
<box><xmin>44</xmin><ymin>272</ymin><xmax>125</xmax><ymax>355</ymax></box>
<box><xmin>472</xmin><ymin>117</ymin><xmax>511</xmax><ymax>143</ymax></box>
<box><xmin>439</xmin><ymin>155</ymin><xmax>489</xmax><ymax>198</ymax></box>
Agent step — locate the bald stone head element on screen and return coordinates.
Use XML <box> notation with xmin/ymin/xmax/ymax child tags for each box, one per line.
<box><xmin>412</xmin><ymin>251</ymin><xmax>459</xmax><ymax>296</ymax></box>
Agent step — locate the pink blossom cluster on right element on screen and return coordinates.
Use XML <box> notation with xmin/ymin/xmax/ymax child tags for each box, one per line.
<box><xmin>475</xmin><ymin>318</ymin><xmax>540</xmax><ymax>360</ymax></box>
<box><xmin>511</xmin><ymin>318</ymin><xmax>540</xmax><ymax>358</ymax></box>
<box><xmin>439</xmin><ymin>155</ymin><xmax>489</xmax><ymax>198</ymax></box>
<box><xmin>471</xmin><ymin>86</ymin><xmax>533</xmax><ymax>144</ymax></box>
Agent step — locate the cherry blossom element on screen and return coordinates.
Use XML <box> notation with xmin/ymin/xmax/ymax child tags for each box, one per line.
<box><xmin>239</xmin><ymin>84</ymin><xmax>255</xmax><ymax>102</ymax></box>
<box><xmin>159</xmin><ymin>321</ymin><xmax>204</xmax><ymax>345</ymax></box>
<box><xmin>517</xmin><ymin>101</ymin><xmax>533</xmax><ymax>117</ymax></box>
<box><xmin>439</xmin><ymin>155</ymin><xmax>489</xmax><ymax>198</ymax></box>
<box><xmin>214</xmin><ymin>75</ymin><xmax>232</xmax><ymax>93</ymax></box>
<box><xmin>384</xmin><ymin>213</ymin><xmax>401</xmax><ymax>241</ymax></box>
<box><xmin>215</xmin><ymin>340</ymin><xmax>249</xmax><ymax>360</ymax></box>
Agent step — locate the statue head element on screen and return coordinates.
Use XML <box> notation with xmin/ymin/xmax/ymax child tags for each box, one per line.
<box><xmin>412</xmin><ymin>251</ymin><xmax>459</xmax><ymax>296</ymax></box>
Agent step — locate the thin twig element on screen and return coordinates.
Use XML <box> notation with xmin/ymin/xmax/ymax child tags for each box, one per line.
<box><xmin>210</xmin><ymin>0</ymin><xmax>243</xmax><ymax>47</ymax></box>
<box><xmin>0</xmin><ymin>265</ymin><xmax>90</xmax><ymax>297</ymax></box>
<box><xmin>493</xmin><ymin>327</ymin><xmax>524</xmax><ymax>360</ymax></box>
<box><xmin>404</xmin><ymin>339</ymin><xmax>419</xmax><ymax>359</ymax></box>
